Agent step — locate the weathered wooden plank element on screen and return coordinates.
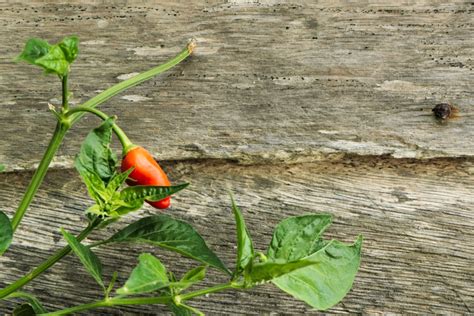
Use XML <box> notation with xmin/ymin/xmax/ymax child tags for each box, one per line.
<box><xmin>1</xmin><ymin>157</ymin><xmax>473</xmax><ymax>314</ymax></box>
<box><xmin>0</xmin><ymin>1</ymin><xmax>473</xmax><ymax>171</ymax></box>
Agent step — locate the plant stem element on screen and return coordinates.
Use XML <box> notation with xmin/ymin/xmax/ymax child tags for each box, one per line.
<box><xmin>65</xmin><ymin>107</ymin><xmax>135</xmax><ymax>154</ymax></box>
<box><xmin>42</xmin><ymin>296</ymin><xmax>171</xmax><ymax>316</ymax></box>
<box><xmin>179</xmin><ymin>282</ymin><xmax>236</xmax><ymax>301</ymax></box>
<box><xmin>9</xmin><ymin>40</ymin><xmax>194</xmax><ymax>234</ymax></box>
<box><xmin>43</xmin><ymin>281</ymin><xmax>236</xmax><ymax>315</ymax></box>
<box><xmin>10</xmin><ymin>123</ymin><xmax>69</xmax><ymax>232</ymax></box>
<box><xmin>69</xmin><ymin>39</ymin><xmax>196</xmax><ymax>126</ymax></box>
<box><xmin>0</xmin><ymin>218</ymin><xmax>100</xmax><ymax>299</ymax></box>
<box><xmin>61</xmin><ymin>74</ymin><xmax>69</xmax><ymax>111</ymax></box>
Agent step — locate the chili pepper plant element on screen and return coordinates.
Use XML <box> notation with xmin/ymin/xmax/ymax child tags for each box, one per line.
<box><xmin>0</xmin><ymin>36</ymin><xmax>362</xmax><ymax>315</ymax></box>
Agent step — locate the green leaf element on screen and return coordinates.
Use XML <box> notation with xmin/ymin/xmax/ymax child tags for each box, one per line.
<box><xmin>7</xmin><ymin>292</ymin><xmax>46</xmax><ymax>314</ymax></box>
<box><xmin>267</xmin><ymin>214</ymin><xmax>332</xmax><ymax>261</ymax></box>
<box><xmin>0</xmin><ymin>211</ymin><xmax>13</xmax><ymax>255</ymax></box>
<box><xmin>111</xmin><ymin>183</ymin><xmax>189</xmax><ymax>216</ymax></box>
<box><xmin>248</xmin><ymin>255</ymin><xmax>329</xmax><ymax>284</ymax></box>
<box><xmin>78</xmin><ymin>170</ymin><xmax>108</xmax><ymax>206</ymax></box>
<box><xmin>230</xmin><ymin>196</ymin><xmax>254</xmax><ymax>274</ymax></box>
<box><xmin>34</xmin><ymin>45</ymin><xmax>69</xmax><ymax>76</ymax></box>
<box><xmin>16</xmin><ymin>36</ymin><xmax>79</xmax><ymax>77</ymax></box>
<box><xmin>0</xmin><ymin>164</ymin><xmax>5</xmax><ymax>172</ymax></box>
<box><xmin>75</xmin><ymin>117</ymin><xmax>117</xmax><ymax>185</ymax></box>
<box><xmin>58</xmin><ymin>35</ymin><xmax>79</xmax><ymax>63</ymax></box>
<box><xmin>119</xmin><ymin>183</ymin><xmax>189</xmax><ymax>203</ymax></box>
<box><xmin>16</xmin><ymin>38</ymin><xmax>50</xmax><ymax>64</ymax></box>
<box><xmin>104</xmin><ymin>168</ymin><xmax>134</xmax><ymax>200</ymax></box>
<box><xmin>13</xmin><ymin>304</ymin><xmax>35</xmax><ymax>316</ymax></box>
<box><xmin>108</xmin><ymin>198</ymin><xmax>144</xmax><ymax>218</ymax></box>
<box><xmin>117</xmin><ymin>253</ymin><xmax>170</xmax><ymax>295</ymax></box>
<box><xmin>265</xmin><ymin>214</ymin><xmax>362</xmax><ymax>310</ymax></box>
<box><xmin>177</xmin><ymin>266</ymin><xmax>206</xmax><ymax>291</ymax></box>
<box><xmin>61</xmin><ymin>229</ymin><xmax>104</xmax><ymax>288</ymax></box>
<box><xmin>103</xmin><ymin>215</ymin><xmax>230</xmax><ymax>275</ymax></box>
<box><xmin>181</xmin><ymin>265</ymin><xmax>206</xmax><ymax>284</ymax></box>
<box><xmin>272</xmin><ymin>236</ymin><xmax>362</xmax><ymax>310</ymax></box>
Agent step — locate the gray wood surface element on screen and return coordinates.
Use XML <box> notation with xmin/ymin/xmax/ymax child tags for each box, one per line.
<box><xmin>1</xmin><ymin>1</ymin><xmax>473</xmax><ymax>315</ymax></box>
<box><xmin>0</xmin><ymin>1</ymin><xmax>473</xmax><ymax>171</ymax></box>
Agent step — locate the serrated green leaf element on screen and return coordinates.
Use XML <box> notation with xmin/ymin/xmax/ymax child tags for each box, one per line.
<box><xmin>75</xmin><ymin>117</ymin><xmax>117</xmax><ymax>185</ymax></box>
<box><xmin>102</xmin><ymin>215</ymin><xmax>230</xmax><ymax>275</ymax></box>
<box><xmin>7</xmin><ymin>292</ymin><xmax>46</xmax><ymax>314</ymax></box>
<box><xmin>267</xmin><ymin>214</ymin><xmax>332</xmax><ymax>261</ymax></box>
<box><xmin>117</xmin><ymin>253</ymin><xmax>170</xmax><ymax>295</ymax></box>
<box><xmin>61</xmin><ymin>229</ymin><xmax>104</xmax><ymax>289</ymax></box>
<box><xmin>230</xmin><ymin>196</ymin><xmax>254</xmax><ymax>274</ymax></box>
<box><xmin>58</xmin><ymin>35</ymin><xmax>79</xmax><ymax>63</ymax></box>
<box><xmin>0</xmin><ymin>211</ymin><xmax>13</xmax><ymax>255</ymax></box>
<box><xmin>16</xmin><ymin>38</ymin><xmax>50</xmax><ymax>64</ymax></box>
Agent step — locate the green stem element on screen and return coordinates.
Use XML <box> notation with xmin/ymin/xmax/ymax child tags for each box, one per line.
<box><xmin>43</xmin><ymin>281</ymin><xmax>236</xmax><ymax>316</ymax></box>
<box><xmin>65</xmin><ymin>107</ymin><xmax>135</xmax><ymax>154</ymax></box>
<box><xmin>0</xmin><ymin>218</ymin><xmax>100</xmax><ymax>299</ymax></box>
<box><xmin>69</xmin><ymin>40</ymin><xmax>195</xmax><ymax>126</ymax></box>
<box><xmin>179</xmin><ymin>282</ymin><xmax>236</xmax><ymax>301</ymax></box>
<box><xmin>10</xmin><ymin>123</ymin><xmax>69</xmax><ymax>231</ymax></box>
<box><xmin>42</xmin><ymin>296</ymin><xmax>172</xmax><ymax>315</ymax></box>
<box><xmin>61</xmin><ymin>74</ymin><xmax>69</xmax><ymax>110</ymax></box>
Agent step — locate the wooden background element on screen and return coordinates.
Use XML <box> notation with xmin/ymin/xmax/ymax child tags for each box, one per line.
<box><xmin>1</xmin><ymin>1</ymin><xmax>473</xmax><ymax>314</ymax></box>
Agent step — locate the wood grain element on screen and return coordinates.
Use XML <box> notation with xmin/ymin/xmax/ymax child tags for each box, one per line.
<box><xmin>1</xmin><ymin>157</ymin><xmax>473</xmax><ymax>314</ymax></box>
<box><xmin>1</xmin><ymin>1</ymin><xmax>473</xmax><ymax>315</ymax></box>
<box><xmin>0</xmin><ymin>1</ymin><xmax>473</xmax><ymax>171</ymax></box>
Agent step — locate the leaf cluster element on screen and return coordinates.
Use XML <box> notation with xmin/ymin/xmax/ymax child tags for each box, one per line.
<box><xmin>74</xmin><ymin>118</ymin><xmax>188</xmax><ymax>221</ymax></box>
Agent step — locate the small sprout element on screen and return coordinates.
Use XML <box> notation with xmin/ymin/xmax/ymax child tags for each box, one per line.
<box><xmin>432</xmin><ymin>103</ymin><xmax>458</xmax><ymax>120</ymax></box>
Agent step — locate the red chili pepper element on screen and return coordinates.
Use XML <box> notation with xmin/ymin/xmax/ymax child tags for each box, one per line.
<box><xmin>121</xmin><ymin>146</ymin><xmax>171</xmax><ymax>209</ymax></box>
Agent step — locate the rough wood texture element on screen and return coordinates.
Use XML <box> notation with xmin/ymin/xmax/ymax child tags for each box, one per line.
<box><xmin>0</xmin><ymin>1</ymin><xmax>473</xmax><ymax>171</ymax></box>
<box><xmin>1</xmin><ymin>158</ymin><xmax>474</xmax><ymax>314</ymax></box>
<box><xmin>1</xmin><ymin>1</ymin><xmax>473</xmax><ymax>315</ymax></box>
